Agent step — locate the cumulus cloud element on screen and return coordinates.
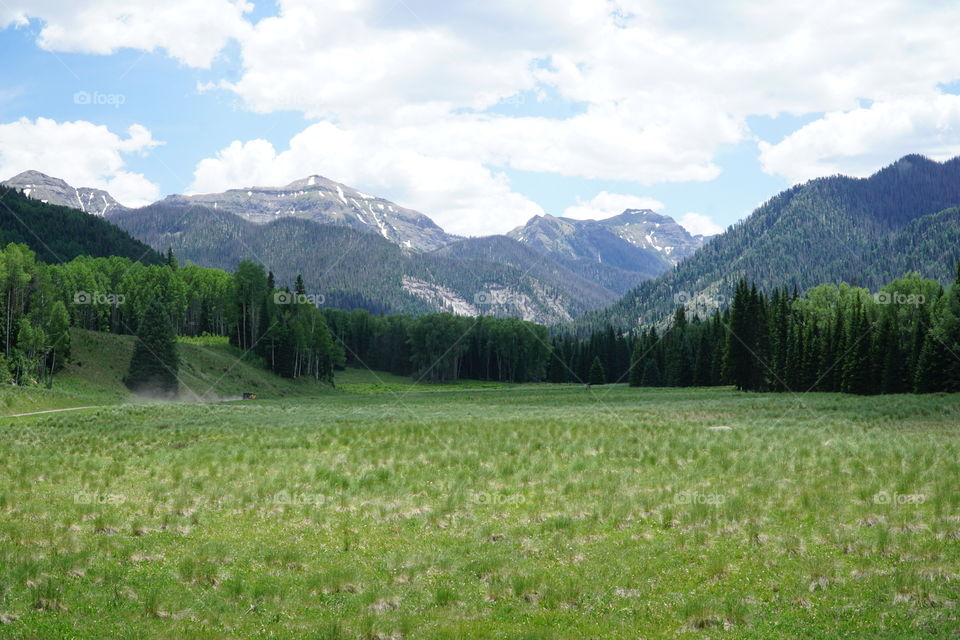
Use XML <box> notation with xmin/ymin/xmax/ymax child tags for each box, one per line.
<box><xmin>0</xmin><ymin>117</ymin><xmax>162</xmax><ymax>206</ymax></box>
<box><xmin>678</xmin><ymin>213</ymin><xmax>724</xmax><ymax>237</ymax></box>
<box><xmin>0</xmin><ymin>0</ymin><xmax>252</xmax><ymax>68</ymax></box>
<box><xmin>188</xmin><ymin>122</ymin><xmax>545</xmax><ymax>237</ymax></box>
<box><xmin>9</xmin><ymin>0</ymin><xmax>960</xmax><ymax>230</ymax></box>
<box><xmin>562</xmin><ymin>192</ymin><xmax>664</xmax><ymax>221</ymax></box>
<box><xmin>196</xmin><ymin>0</ymin><xmax>960</xmax><ymax>232</ymax></box>
<box><xmin>759</xmin><ymin>94</ymin><xmax>960</xmax><ymax>184</ymax></box>
<box><xmin>225</xmin><ymin>0</ymin><xmax>960</xmax><ymax>121</ymax></box>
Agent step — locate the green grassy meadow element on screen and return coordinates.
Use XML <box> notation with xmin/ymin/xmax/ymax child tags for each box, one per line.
<box><xmin>1</xmin><ymin>365</ymin><xmax>960</xmax><ymax>638</ymax></box>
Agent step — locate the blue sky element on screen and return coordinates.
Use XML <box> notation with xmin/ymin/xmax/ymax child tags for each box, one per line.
<box><xmin>1</xmin><ymin>1</ymin><xmax>959</xmax><ymax>236</ymax></box>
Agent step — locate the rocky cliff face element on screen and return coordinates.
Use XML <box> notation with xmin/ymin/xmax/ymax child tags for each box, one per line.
<box><xmin>158</xmin><ymin>175</ymin><xmax>452</xmax><ymax>252</ymax></box>
<box><xmin>1</xmin><ymin>170</ymin><xmax>128</xmax><ymax>216</ymax></box>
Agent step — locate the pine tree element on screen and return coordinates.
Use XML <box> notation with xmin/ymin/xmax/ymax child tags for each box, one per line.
<box><xmin>800</xmin><ymin>321</ymin><xmax>819</xmax><ymax>390</ymax></box>
<box><xmin>588</xmin><ymin>356</ymin><xmax>606</xmax><ymax>385</ymax></box>
<box><xmin>628</xmin><ymin>339</ymin><xmax>645</xmax><ymax>387</ymax></box>
<box><xmin>914</xmin><ymin>333</ymin><xmax>946</xmax><ymax>393</ymax></box>
<box><xmin>769</xmin><ymin>289</ymin><xmax>790</xmax><ymax>390</ymax></box>
<box><xmin>784</xmin><ymin>314</ymin><xmax>803</xmax><ymax>391</ymax></box>
<box><xmin>724</xmin><ymin>279</ymin><xmax>766</xmax><ymax>391</ymax></box>
<box><xmin>124</xmin><ymin>300</ymin><xmax>179</xmax><ymax>397</ymax></box>
<box><xmin>751</xmin><ymin>285</ymin><xmax>771</xmax><ymax>391</ymax></box>
<box><xmin>664</xmin><ymin>330</ymin><xmax>692</xmax><ymax>387</ymax></box>
<box><xmin>547</xmin><ymin>341</ymin><xmax>569</xmax><ymax>383</ymax></box>
<box><xmin>875</xmin><ymin>314</ymin><xmax>905</xmax><ymax>394</ymax></box>
<box><xmin>841</xmin><ymin>300</ymin><xmax>874</xmax><ymax>395</ymax></box>
<box><xmin>640</xmin><ymin>358</ymin><xmax>662</xmax><ymax>387</ymax></box>
<box><xmin>825</xmin><ymin>304</ymin><xmax>847</xmax><ymax>392</ymax></box>
<box><xmin>692</xmin><ymin>330</ymin><xmax>712</xmax><ymax>386</ymax></box>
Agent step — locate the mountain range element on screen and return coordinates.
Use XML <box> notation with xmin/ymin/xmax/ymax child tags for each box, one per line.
<box><xmin>3</xmin><ymin>153</ymin><xmax>959</xmax><ymax>329</ymax></box>
<box><xmin>1</xmin><ymin>169</ymin><xmax>703</xmax><ymax>323</ymax></box>
<box><xmin>586</xmin><ymin>154</ymin><xmax>960</xmax><ymax>330</ymax></box>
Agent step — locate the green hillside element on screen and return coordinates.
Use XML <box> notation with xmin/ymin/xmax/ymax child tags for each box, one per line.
<box><xmin>0</xmin><ymin>329</ymin><xmax>334</xmax><ymax>415</ymax></box>
<box><xmin>0</xmin><ymin>186</ymin><xmax>163</xmax><ymax>264</ymax></box>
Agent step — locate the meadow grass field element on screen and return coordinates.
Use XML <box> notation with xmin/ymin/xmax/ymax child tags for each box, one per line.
<box><xmin>1</xmin><ymin>376</ymin><xmax>960</xmax><ymax>638</ymax></box>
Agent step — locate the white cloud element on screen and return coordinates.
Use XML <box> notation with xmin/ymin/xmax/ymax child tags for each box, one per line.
<box><xmin>678</xmin><ymin>213</ymin><xmax>724</xmax><ymax>237</ymax></box>
<box><xmin>10</xmin><ymin>0</ymin><xmax>960</xmax><ymax>229</ymax></box>
<box><xmin>226</xmin><ymin>0</ymin><xmax>960</xmax><ymax>122</ymax></box>
<box><xmin>188</xmin><ymin>122</ymin><xmax>545</xmax><ymax>237</ymax></box>
<box><xmin>201</xmin><ymin>0</ymin><xmax>960</xmax><ymax>231</ymax></box>
<box><xmin>0</xmin><ymin>117</ymin><xmax>162</xmax><ymax>206</ymax></box>
<box><xmin>0</xmin><ymin>0</ymin><xmax>252</xmax><ymax>68</ymax></box>
<box><xmin>758</xmin><ymin>94</ymin><xmax>960</xmax><ymax>184</ymax></box>
<box><xmin>562</xmin><ymin>191</ymin><xmax>664</xmax><ymax>221</ymax></box>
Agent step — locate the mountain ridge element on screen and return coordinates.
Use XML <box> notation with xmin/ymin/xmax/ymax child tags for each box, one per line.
<box><xmin>585</xmin><ymin>153</ymin><xmax>960</xmax><ymax>330</ymax></box>
<box><xmin>158</xmin><ymin>174</ymin><xmax>452</xmax><ymax>252</ymax></box>
<box><xmin>107</xmin><ymin>203</ymin><xmax>618</xmax><ymax>324</ymax></box>
<box><xmin>8</xmin><ymin>153</ymin><xmax>959</xmax><ymax>330</ymax></box>
<box><xmin>1</xmin><ymin>170</ymin><xmax>129</xmax><ymax>216</ymax></box>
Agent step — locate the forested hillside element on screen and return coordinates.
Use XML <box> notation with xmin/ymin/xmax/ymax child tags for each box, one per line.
<box><xmin>421</xmin><ymin>235</ymin><xmax>616</xmax><ymax>313</ymax></box>
<box><xmin>589</xmin><ymin>155</ymin><xmax>960</xmax><ymax>331</ymax></box>
<box><xmin>109</xmin><ymin>204</ymin><xmax>618</xmax><ymax>323</ymax></box>
<box><xmin>110</xmin><ymin>204</ymin><xmax>418</xmax><ymax>315</ymax></box>
<box><xmin>0</xmin><ymin>187</ymin><xmax>162</xmax><ymax>264</ymax></box>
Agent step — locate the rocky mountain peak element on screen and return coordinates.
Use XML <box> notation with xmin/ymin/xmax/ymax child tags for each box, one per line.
<box><xmin>1</xmin><ymin>170</ymin><xmax>128</xmax><ymax>216</ymax></box>
<box><xmin>509</xmin><ymin>208</ymin><xmax>706</xmax><ymax>270</ymax></box>
<box><xmin>161</xmin><ymin>175</ymin><xmax>451</xmax><ymax>252</ymax></box>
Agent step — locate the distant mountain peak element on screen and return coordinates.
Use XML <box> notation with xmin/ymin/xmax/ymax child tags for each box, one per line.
<box><xmin>161</xmin><ymin>176</ymin><xmax>451</xmax><ymax>252</ymax></box>
<box><xmin>280</xmin><ymin>174</ymin><xmax>338</xmax><ymax>191</ymax></box>
<box><xmin>1</xmin><ymin>170</ymin><xmax>127</xmax><ymax>216</ymax></box>
<box><xmin>619</xmin><ymin>208</ymin><xmax>661</xmax><ymax>216</ymax></box>
<box><xmin>508</xmin><ymin>207</ymin><xmax>705</xmax><ymax>271</ymax></box>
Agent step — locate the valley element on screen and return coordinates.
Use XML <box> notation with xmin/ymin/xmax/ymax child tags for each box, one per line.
<box><xmin>4</xmin><ymin>4</ymin><xmax>960</xmax><ymax>638</ymax></box>
<box><xmin>1</xmin><ymin>380</ymin><xmax>958</xmax><ymax>638</ymax></box>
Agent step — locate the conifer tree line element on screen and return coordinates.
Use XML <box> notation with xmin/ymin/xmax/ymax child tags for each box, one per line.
<box><xmin>620</xmin><ymin>269</ymin><xmax>960</xmax><ymax>394</ymax></box>
<box><xmin>322</xmin><ymin>309</ymin><xmax>551</xmax><ymax>382</ymax></box>
<box><xmin>322</xmin><ymin>266</ymin><xmax>960</xmax><ymax>393</ymax></box>
<box><xmin>3</xmin><ymin>232</ymin><xmax>957</xmax><ymax>394</ymax></box>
